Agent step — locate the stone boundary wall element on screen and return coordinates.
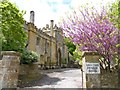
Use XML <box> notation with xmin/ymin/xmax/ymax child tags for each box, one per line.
<box><xmin>101</xmin><ymin>69</ymin><xmax>118</xmax><ymax>88</ymax></box>
<box><xmin>82</xmin><ymin>51</ymin><xmax>100</xmax><ymax>88</ymax></box>
<box><xmin>18</xmin><ymin>64</ymin><xmax>44</xmax><ymax>87</ymax></box>
<box><xmin>0</xmin><ymin>60</ymin><xmax>3</xmax><ymax>89</ymax></box>
<box><xmin>82</xmin><ymin>51</ymin><xmax>119</xmax><ymax>88</ymax></box>
<box><xmin>0</xmin><ymin>51</ymin><xmax>20</xmax><ymax>89</ymax></box>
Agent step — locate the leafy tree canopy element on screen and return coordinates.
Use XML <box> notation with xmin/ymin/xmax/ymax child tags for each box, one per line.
<box><xmin>107</xmin><ymin>0</ymin><xmax>119</xmax><ymax>28</ymax></box>
<box><xmin>73</xmin><ymin>47</ymin><xmax>82</xmax><ymax>61</ymax></box>
<box><xmin>59</xmin><ymin>1</ymin><xmax>120</xmax><ymax>68</ymax></box>
<box><xmin>64</xmin><ymin>38</ymin><xmax>76</xmax><ymax>55</ymax></box>
<box><xmin>1</xmin><ymin>0</ymin><xmax>27</xmax><ymax>52</ymax></box>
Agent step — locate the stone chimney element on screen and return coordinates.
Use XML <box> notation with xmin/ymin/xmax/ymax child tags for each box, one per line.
<box><xmin>50</xmin><ymin>20</ymin><xmax>54</xmax><ymax>36</ymax></box>
<box><xmin>54</xmin><ymin>24</ymin><xmax>58</xmax><ymax>29</ymax></box>
<box><xmin>30</xmin><ymin>11</ymin><xmax>35</xmax><ymax>23</ymax></box>
<box><xmin>46</xmin><ymin>24</ymin><xmax>49</xmax><ymax>29</ymax></box>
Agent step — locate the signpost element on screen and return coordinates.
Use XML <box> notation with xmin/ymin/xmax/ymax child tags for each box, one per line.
<box><xmin>86</xmin><ymin>63</ymin><xmax>100</xmax><ymax>74</ymax></box>
<box><xmin>82</xmin><ymin>52</ymin><xmax>101</xmax><ymax>88</ymax></box>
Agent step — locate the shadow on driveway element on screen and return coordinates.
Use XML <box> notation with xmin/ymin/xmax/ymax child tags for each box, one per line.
<box><xmin>18</xmin><ymin>74</ymin><xmax>62</xmax><ymax>88</ymax></box>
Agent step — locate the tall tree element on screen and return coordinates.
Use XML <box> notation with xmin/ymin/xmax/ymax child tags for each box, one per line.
<box><xmin>59</xmin><ymin>6</ymin><xmax>119</xmax><ymax>69</ymax></box>
<box><xmin>1</xmin><ymin>0</ymin><xmax>27</xmax><ymax>52</ymax></box>
<box><xmin>108</xmin><ymin>0</ymin><xmax>120</xmax><ymax>66</ymax></box>
<box><xmin>64</xmin><ymin>38</ymin><xmax>76</xmax><ymax>55</ymax></box>
<box><xmin>108</xmin><ymin>0</ymin><xmax>119</xmax><ymax>28</ymax></box>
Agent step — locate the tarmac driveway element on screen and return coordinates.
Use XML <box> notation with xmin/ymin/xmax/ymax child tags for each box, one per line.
<box><xmin>18</xmin><ymin>68</ymin><xmax>82</xmax><ymax>89</ymax></box>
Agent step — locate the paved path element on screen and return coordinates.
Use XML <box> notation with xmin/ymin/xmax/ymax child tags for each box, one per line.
<box><xmin>18</xmin><ymin>68</ymin><xmax>82</xmax><ymax>89</ymax></box>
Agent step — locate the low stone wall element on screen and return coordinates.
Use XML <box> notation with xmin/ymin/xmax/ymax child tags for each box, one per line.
<box><xmin>101</xmin><ymin>69</ymin><xmax>118</xmax><ymax>88</ymax></box>
<box><xmin>0</xmin><ymin>51</ymin><xmax>20</xmax><ymax>89</ymax></box>
<box><xmin>0</xmin><ymin>60</ymin><xmax>3</xmax><ymax>89</ymax></box>
<box><xmin>82</xmin><ymin>51</ymin><xmax>119</xmax><ymax>88</ymax></box>
<box><xmin>18</xmin><ymin>64</ymin><xmax>45</xmax><ymax>87</ymax></box>
<box><xmin>82</xmin><ymin>51</ymin><xmax>100</xmax><ymax>88</ymax></box>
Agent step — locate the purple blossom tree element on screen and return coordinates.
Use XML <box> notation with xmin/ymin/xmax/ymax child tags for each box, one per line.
<box><xmin>59</xmin><ymin>7</ymin><xmax>119</xmax><ymax>69</ymax></box>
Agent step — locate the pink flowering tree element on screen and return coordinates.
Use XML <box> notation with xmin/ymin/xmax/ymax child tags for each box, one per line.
<box><xmin>59</xmin><ymin>7</ymin><xmax>120</xmax><ymax>69</ymax></box>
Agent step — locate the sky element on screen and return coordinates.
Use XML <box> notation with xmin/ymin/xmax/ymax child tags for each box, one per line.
<box><xmin>9</xmin><ymin>0</ymin><xmax>116</xmax><ymax>28</ymax></box>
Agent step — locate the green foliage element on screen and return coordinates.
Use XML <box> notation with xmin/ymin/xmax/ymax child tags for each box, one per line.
<box><xmin>116</xmin><ymin>44</ymin><xmax>120</xmax><ymax>48</ymax></box>
<box><xmin>64</xmin><ymin>38</ymin><xmax>76</xmax><ymax>55</ymax></box>
<box><xmin>73</xmin><ymin>47</ymin><xmax>83</xmax><ymax>65</ymax></box>
<box><xmin>62</xmin><ymin>58</ymin><xmax>67</xmax><ymax>64</ymax></box>
<box><xmin>20</xmin><ymin>50</ymin><xmax>39</xmax><ymax>64</ymax></box>
<box><xmin>0</xmin><ymin>31</ymin><xmax>3</xmax><ymax>51</ymax></box>
<box><xmin>108</xmin><ymin>0</ymin><xmax>120</xmax><ymax>29</ymax></box>
<box><xmin>73</xmin><ymin>51</ymin><xmax>82</xmax><ymax>61</ymax></box>
<box><xmin>1</xmin><ymin>0</ymin><xmax>27</xmax><ymax>52</ymax></box>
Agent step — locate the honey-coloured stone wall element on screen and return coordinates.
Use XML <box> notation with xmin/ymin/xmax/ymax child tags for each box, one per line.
<box><xmin>0</xmin><ymin>51</ymin><xmax>20</xmax><ymax>89</ymax></box>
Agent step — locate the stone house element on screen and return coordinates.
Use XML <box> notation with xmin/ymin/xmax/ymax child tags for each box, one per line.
<box><xmin>24</xmin><ymin>11</ymin><xmax>69</xmax><ymax>68</ymax></box>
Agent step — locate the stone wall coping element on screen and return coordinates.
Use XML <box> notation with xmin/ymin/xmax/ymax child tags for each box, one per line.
<box><xmin>82</xmin><ymin>51</ymin><xmax>99</xmax><ymax>57</ymax></box>
<box><xmin>1</xmin><ymin>51</ymin><xmax>20</xmax><ymax>56</ymax></box>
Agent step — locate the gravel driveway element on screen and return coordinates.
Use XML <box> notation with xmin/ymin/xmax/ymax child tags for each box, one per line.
<box><xmin>18</xmin><ymin>68</ymin><xmax>82</xmax><ymax>89</ymax></box>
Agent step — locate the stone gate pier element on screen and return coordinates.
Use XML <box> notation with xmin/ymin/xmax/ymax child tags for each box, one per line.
<box><xmin>82</xmin><ymin>51</ymin><xmax>100</xmax><ymax>88</ymax></box>
<box><xmin>0</xmin><ymin>51</ymin><xmax>20</xmax><ymax>89</ymax></box>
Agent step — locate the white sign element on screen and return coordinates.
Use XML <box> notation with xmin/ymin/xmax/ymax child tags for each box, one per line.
<box><xmin>86</xmin><ymin>63</ymin><xmax>100</xmax><ymax>74</ymax></box>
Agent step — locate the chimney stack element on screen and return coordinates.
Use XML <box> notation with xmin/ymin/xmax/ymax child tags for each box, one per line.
<box><xmin>46</xmin><ymin>24</ymin><xmax>49</xmax><ymax>29</ymax></box>
<box><xmin>30</xmin><ymin>11</ymin><xmax>35</xmax><ymax>23</ymax></box>
<box><xmin>50</xmin><ymin>20</ymin><xmax>54</xmax><ymax>36</ymax></box>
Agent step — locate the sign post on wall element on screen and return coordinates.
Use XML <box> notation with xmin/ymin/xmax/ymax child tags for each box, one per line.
<box><xmin>86</xmin><ymin>63</ymin><xmax>100</xmax><ymax>74</ymax></box>
<box><xmin>82</xmin><ymin>51</ymin><xmax>101</xmax><ymax>88</ymax></box>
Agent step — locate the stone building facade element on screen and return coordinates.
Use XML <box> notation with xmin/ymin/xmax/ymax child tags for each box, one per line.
<box><xmin>24</xmin><ymin>11</ymin><xmax>69</xmax><ymax>68</ymax></box>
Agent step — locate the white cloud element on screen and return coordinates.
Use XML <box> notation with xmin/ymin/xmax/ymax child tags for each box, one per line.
<box><xmin>23</xmin><ymin>0</ymin><xmax>54</xmax><ymax>28</ymax></box>
<box><xmin>9</xmin><ymin>0</ymin><xmax>116</xmax><ymax>28</ymax></box>
<box><xmin>10</xmin><ymin>0</ymin><xmax>55</xmax><ymax>28</ymax></box>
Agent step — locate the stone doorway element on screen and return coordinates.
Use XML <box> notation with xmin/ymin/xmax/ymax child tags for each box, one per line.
<box><xmin>58</xmin><ymin>48</ymin><xmax>61</xmax><ymax>67</ymax></box>
<box><xmin>40</xmin><ymin>55</ymin><xmax>45</xmax><ymax>69</ymax></box>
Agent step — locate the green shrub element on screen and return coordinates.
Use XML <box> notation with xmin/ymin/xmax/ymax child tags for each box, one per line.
<box><xmin>116</xmin><ymin>44</ymin><xmax>120</xmax><ymax>48</ymax></box>
<box><xmin>20</xmin><ymin>50</ymin><xmax>39</xmax><ymax>64</ymax></box>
